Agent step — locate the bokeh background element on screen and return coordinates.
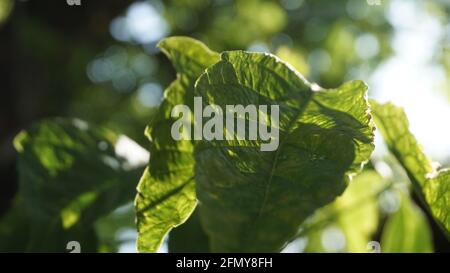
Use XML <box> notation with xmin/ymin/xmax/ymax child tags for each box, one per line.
<box><xmin>0</xmin><ymin>0</ymin><xmax>449</xmax><ymax>252</ymax></box>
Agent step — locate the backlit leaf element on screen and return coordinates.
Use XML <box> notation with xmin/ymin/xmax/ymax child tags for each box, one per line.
<box><xmin>194</xmin><ymin>51</ymin><xmax>375</xmax><ymax>252</ymax></box>
<box><xmin>135</xmin><ymin>37</ymin><xmax>220</xmax><ymax>252</ymax></box>
<box><xmin>371</xmin><ymin>101</ymin><xmax>450</xmax><ymax>236</ymax></box>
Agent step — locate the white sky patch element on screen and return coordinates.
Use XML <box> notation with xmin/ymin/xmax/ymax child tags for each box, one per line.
<box><xmin>158</xmin><ymin>239</ymin><xmax>169</xmax><ymax>253</ymax></box>
<box><xmin>72</xmin><ymin>119</ymin><xmax>89</xmax><ymax>131</ymax></box>
<box><xmin>115</xmin><ymin>135</ymin><xmax>149</xmax><ymax>169</ymax></box>
<box><xmin>321</xmin><ymin>226</ymin><xmax>346</xmax><ymax>252</ymax></box>
<box><xmin>137</xmin><ymin>83</ymin><xmax>163</xmax><ymax>108</ymax></box>
<box><xmin>247</xmin><ymin>42</ymin><xmax>270</xmax><ymax>53</ymax></box>
<box><xmin>110</xmin><ymin>2</ymin><xmax>168</xmax><ymax>45</ymax></box>
<box><xmin>117</xmin><ymin>228</ymin><xmax>138</xmax><ymax>253</ymax></box>
<box><xmin>374</xmin><ymin>160</ymin><xmax>393</xmax><ymax>179</ymax></box>
<box><xmin>355</xmin><ymin>33</ymin><xmax>379</xmax><ymax>59</ymax></box>
<box><xmin>370</xmin><ymin>0</ymin><xmax>450</xmax><ymax>160</ymax></box>
<box><xmin>281</xmin><ymin>237</ymin><xmax>308</xmax><ymax>253</ymax></box>
<box><xmin>379</xmin><ymin>189</ymin><xmax>401</xmax><ymax>214</ymax></box>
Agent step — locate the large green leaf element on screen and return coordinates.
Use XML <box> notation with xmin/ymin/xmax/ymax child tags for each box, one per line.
<box><xmin>135</xmin><ymin>37</ymin><xmax>220</xmax><ymax>252</ymax></box>
<box><xmin>194</xmin><ymin>51</ymin><xmax>375</xmax><ymax>252</ymax></box>
<box><xmin>13</xmin><ymin>118</ymin><xmax>145</xmax><ymax>251</ymax></box>
<box><xmin>371</xmin><ymin>101</ymin><xmax>450</xmax><ymax>236</ymax></box>
<box><xmin>381</xmin><ymin>193</ymin><xmax>433</xmax><ymax>253</ymax></box>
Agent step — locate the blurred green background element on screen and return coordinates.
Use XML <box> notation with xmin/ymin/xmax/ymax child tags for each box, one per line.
<box><xmin>0</xmin><ymin>0</ymin><xmax>449</xmax><ymax>252</ymax></box>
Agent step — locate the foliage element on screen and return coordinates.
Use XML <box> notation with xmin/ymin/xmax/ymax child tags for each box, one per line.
<box><xmin>6</xmin><ymin>36</ymin><xmax>450</xmax><ymax>253</ymax></box>
<box><xmin>135</xmin><ymin>37</ymin><xmax>219</xmax><ymax>252</ymax></box>
<box><xmin>133</xmin><ymin>37</ymin><xmax>450</xmax><ymax>252</ymax></box>
<box><xmin>381</xmin><ymin>193</ymin><xmax>433</xmax><ymax>253</ymax></box>
<box><xmin>301</xmin><ymin>170</ymin><xmax>387</xmax><ymax>253</ymax></box>
<box><xmin>194</xmin><ymin>50</ymin><xmax>374</xmax><ymax>252</ymax></box>
<box><xmin>371</xmin><ymin>101</ymin><xmax>450</xmax><ymax>238</ymax></box>
<box><xmin>7</xmin><ymin>118</ymin><xmax>145</xmax><ymax>251</ymax></box>
<box><xmin>1</xmin><ymin>0</ymin><xmax>450</xmax><ymax>253</ymax></box>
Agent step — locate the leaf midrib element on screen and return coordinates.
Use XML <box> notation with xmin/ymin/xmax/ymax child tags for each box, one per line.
<box><xmin>256</xmin><ymin>93</ymin><xmax>312</xmax><ymax>219</ymax></box>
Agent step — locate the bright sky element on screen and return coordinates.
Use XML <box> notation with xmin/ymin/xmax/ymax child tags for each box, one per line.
<box><xmin>370</xmin><ymin>0</ymin><xmax>450</xmax><ymax>161</ymax></box>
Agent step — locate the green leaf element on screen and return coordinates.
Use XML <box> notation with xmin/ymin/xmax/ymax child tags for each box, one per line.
<box><xmin>135</xmin><ymin>37</ymin><xmax>220</xmax><ymax>252</ymax></box>
<box><xmin>194</xmin><ymin>51</ymin><xmax>375</xmax><ymax>252</ymax></box>
<box><xmin>426</xmin><ymin>170</ymin><xmax>450</xmax><ymax>234</ymax></box>
<box><xmin>13</xmin><ymin>118</ymin><xmax>145</xmax><ymax>251</ymax></box>
<box><xmin>381</xmin><ymin>193</ymin><xmax>433</xmax><ymax>253</ymax></box>
<box><xmin>302</xmin><ymin>170</ymin><xmax>388</xmax><ymax>253</ymax></box>
<box><xmin>371</xmin><ymin>101</ymin><xmax>450</xmax><ymax>236</ymax></box>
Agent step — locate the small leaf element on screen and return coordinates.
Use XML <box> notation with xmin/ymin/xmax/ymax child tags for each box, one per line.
<box><xmin>381</xmin><ymin>193</ymin><xmax>433</xmax><ymax>253</ymax></box>
<box><xmin>194</xmin><ymin>51</ymin><xmax>375</xmax><ymax>252</ymax></box>
<box><xmin>371</xmin><ymin>101</ymin><xmax>450</xmax><ymax>236</ymax></box>
<box><xmin>14</xmin><ymin>118</ymin><xmax>145</xmax><ymax>251</ymax></box>
<box><xmin>135</xmin><ymin>37</ymin><xmax>220</xmax><ymax>252</ymax></box>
